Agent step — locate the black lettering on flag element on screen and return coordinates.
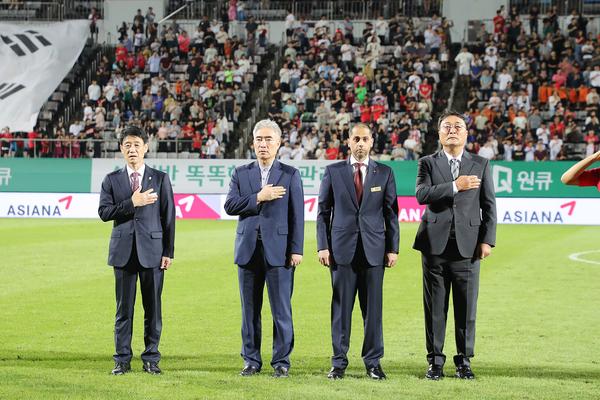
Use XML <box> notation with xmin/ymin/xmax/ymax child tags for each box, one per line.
<box><xmin>15</xmin><ymin>34</ymin><xmax>38</xmax><ymax>53</ymax></box>
<box><xmin>26</xmin><ymin>30</ymin><xmax>52</xmax><ymax>46</ymax></box>
<box><xmin>0</xmin><ymin>83</ymin><xmax>26</xmax><ymax>100</ymax></box>
<box><xmin>1</xmin><ymin>35</ymin><xmax>25</xmax><ymax>57</ymax></box>
<box><xmin>1</xmin><ymin>31</ymin><xmax>52</xmax><ymax>57</ymax></box>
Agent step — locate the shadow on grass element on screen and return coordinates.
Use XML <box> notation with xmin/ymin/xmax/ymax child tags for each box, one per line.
<box><xmin>2</xmin><ymin>351</ymin><xmax>600</xmax><ymax>382</ymax></box>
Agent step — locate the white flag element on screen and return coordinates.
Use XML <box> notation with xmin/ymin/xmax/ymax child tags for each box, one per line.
<box><xmin>0</xmin><ymin>20</ymin><xmax>89</xmax><ymax>132</ymax></box>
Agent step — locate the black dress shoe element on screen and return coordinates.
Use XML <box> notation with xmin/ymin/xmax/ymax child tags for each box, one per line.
<box><xmin>327</xmin><ymin>367</ymin><xmax>345</xmax><ymax>380</ymax></box>
<box><xmin>272</xmin><ymin>366</ymin><xmax>289</xmax><ymax>378</ymax></box>
<box><xmin>455</xmin><ymin>365</ymin><xmax>475</xmax><ymax>379</ymax></box>
<box><xmin>425</xmin><ymin>364</ymin><xmax>444</xmax><ymax>380</ymax></box>
<box><xmin>111</xmin><ymin>362</ymin><xmax>131</xmax><ymax>375</ymax></box>
<box><xmin>366</xmin><ymin>365</ymin><xmax>387</xmax><ymax>380</ymax></box>
<box><xmin>240</xmin><ymin>365</ymin><xmax>261</xmax><ymax>376</ymax></box>
<box><xmin>142</xmin><ymin>361</ymin><xmax>162</xmax><ymax>375</ymax></box>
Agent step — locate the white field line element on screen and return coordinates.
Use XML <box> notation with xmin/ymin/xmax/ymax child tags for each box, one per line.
<box><xmin>568</xmin><ymin>250</ymin><xmax>600</xmax><ymax>265</ymax></box>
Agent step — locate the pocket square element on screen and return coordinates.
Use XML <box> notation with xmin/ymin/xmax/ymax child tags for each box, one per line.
<box><xmin>371</xmin><ymin>186</ymin><xmax>382</xmax><ymax>192</ymax></box>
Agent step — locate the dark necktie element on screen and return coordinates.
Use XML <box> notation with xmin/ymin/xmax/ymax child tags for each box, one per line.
<box><xmin>131</xmin><ymin>171</ymin><xmax>140</xmax><ymax>191</ymax></box>
<box><xmin>450</xmin><ymin>159</ymin><xmax>460</xmax><ymax>180</ymax></box>
<box><xmin>354</xmin><ymin>162</ymin><xmax>364</xmax><ymax>204</ymax></box>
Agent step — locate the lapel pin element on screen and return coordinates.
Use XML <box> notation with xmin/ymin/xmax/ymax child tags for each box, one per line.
<box><xmin>149</xmin><ymin>176</ymin><xmax>152</xmax><ymax>180</ymax></box>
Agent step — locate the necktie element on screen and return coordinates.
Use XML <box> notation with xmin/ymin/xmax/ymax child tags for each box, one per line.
<box><xmin>450</xmin><ymin>159</ymin><xmax>460</xmax><ymax>180</ymax></box>
<box><xmin>261</xmin><ymin>168</ymin><xmax>269</xmax><ymax>188</ymax></box>
<box><xmin>131</xmin><ymin>171</ymin><xmax>140</xmax><ymax>191</ymax></box>
<box><xmin>354</xmin><ymin>162</ymin><xmax>364</xmax><ymax>204</ymax></box>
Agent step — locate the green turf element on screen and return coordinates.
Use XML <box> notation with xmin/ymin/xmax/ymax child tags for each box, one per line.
<box><xmin>1</xmin><ymin>219</ymin><xmax>599</xmax><ymax>399</ymax></box>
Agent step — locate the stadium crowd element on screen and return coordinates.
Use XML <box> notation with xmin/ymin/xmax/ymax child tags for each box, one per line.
<box><xmin>250</xmin><ymin>11</ymin><xmax>453</xmax><ymax>161</ymax></box>
<box><xmin>1</xmin><ymin>6</ymin><xmax>265</xmax><ymax>159</ymax></box>
<box><xmin>458</xmin><ymin>5</ymin><xmax>599</xmax><ymax>161</ymax></box>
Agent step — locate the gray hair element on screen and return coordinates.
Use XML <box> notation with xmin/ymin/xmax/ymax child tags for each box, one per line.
<box><xmin>253</xmin><ymin>119</ymin><xmax>282</xmax><ymax>138</ymax></box>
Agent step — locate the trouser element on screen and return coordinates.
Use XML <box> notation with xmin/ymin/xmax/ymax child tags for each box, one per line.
<box><xmin>238</xmin><ymin>240</ymin><xmax>295</xmax><ymax>369</ymax></box>
<box><xmin>113</xmin><ymin>241</ymin><xmax>164</xmax><ymax>363</ymax></box>
<box><xmin>422</xmin><ymin>239</ymin><xmax>480</xmax><ymax>367</ymax></box>
<box><xmin>330</xmin><ymin>239</ymin><xmax>385</xmax><ymax>369</ymax></box>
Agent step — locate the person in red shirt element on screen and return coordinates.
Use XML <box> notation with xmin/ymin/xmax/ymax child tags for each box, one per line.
<box><xmin>360</xmin><ymin>102</ymin><xmax>371</xmax><ymax>123</ymax></box>
<box><xmin>27</xmin><ymin>129</ymin><xmax>38</xmax><ymax>157</ymax></box>
<box><xmin>115</xmin><ymin>43</ymin><xmax>128</xmax><ymax>63</ymax></box>
<box><xmin>419</xmin><ymin>80</ymin><xmax>433</xmax><ymax>100</ymax></box>
<box><xmin>192</xmin><ymin>131</ymin><xmax>203</xmax><ymax>153</ymax></box>
<box><xmin>178</xmin><ymin>31</ymin><xmax>191</xmax><ymax>60</ymax></box>
<box><xmin>549</xmin><ymin>116</ymin><xmax>565</xmax><ymax>138</ymax></box>
<box><xmin>325</xmin><ymin>141</ymin><xmax>339</xmax><ymax>160</ymax></box>
<box><xmin>136</xmin><ymin>52</ymin><xmax>146</xmax><ymax>71</ymax></box>
<box><xmin>371</xmin><ymin>102</ymin><xmax>385</xmax><ymax>122</ymax></box>
<box><xmin>493</xmin><ymin>9</ymin><xmax>505</xmax><ymax>35</ymax></box>
<box><xmin>561</xmin><ymin>150</ymin><xmax>600</xmax><ymax>190</ymax></box>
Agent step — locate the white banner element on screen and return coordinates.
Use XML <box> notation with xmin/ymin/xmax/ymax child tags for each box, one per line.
<box><xmin>2</xmin><ymin>193</ymin><xmax>600</xmax><ymax>225</ymax></box>
<box><xmin>0</xmin><ymin>21</ymin><xmax>89</xmax><ymax>132</ymax></box>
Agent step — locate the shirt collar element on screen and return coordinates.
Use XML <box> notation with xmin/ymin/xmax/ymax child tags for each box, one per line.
<box><xmin>258</xmin><ymin>161</ymin><xmax>274</xmax><ymax>172</ymax></box>
<box><xmin>126</xmin><ymin>163</ymin><xmax>145</xmax><ymax>178</ymax></box>
<box><xmin>350</xmin><ymin>154</ymin><xmax>369</xmax><ymax>167</ymax></box>
<box><xmin>443</xmin><ymin>150</ymin><xmax>463</xmax><ymax>163</ymax></box>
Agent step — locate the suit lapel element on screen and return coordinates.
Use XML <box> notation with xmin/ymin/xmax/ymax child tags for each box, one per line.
<box><xmin>459</xmin><ymin>151</ymin><xmax>475</xmax><ymax>176</ymax></box>
<box><xmin>434</xmin><ymin>150</ymin><xmax>454</xmax><ymax>182</ymax></box>
<box><xmin>360</xmin><ymin>161</ymin><xmax>377</xmax><ymax>208</ymax></box>
<box><xmin>341</xmin><ymin>160</ymin><xmax>359</xmax><ymax>209</ymax></box>
<box><xmin>267</xmin><ymin>160</ymin><xmax>283</xmax><ymax>186</ymax></box>
<box><xmin>249</xmin><ymin>162</ymin><xmax>261</xmax><ymax>194</ymax></box>
<box><xmin>118</xmin><ymin>167</ymin><xmax>132</xmax><ymax>195</ymax></box>
<box><xmin>141</xmin><ymin>166</ymin><xmax>155</xmax><ymax>192</ymax></box>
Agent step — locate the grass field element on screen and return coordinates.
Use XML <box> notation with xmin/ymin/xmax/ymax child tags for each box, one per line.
<box><xmin>1</xmin><ymin>219</ymin><xmax>600</xmax><ymax>399</ymax></box>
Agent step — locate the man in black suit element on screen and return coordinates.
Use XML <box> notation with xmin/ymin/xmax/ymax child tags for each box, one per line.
<box><xmin>413</xmin><ymin>111</ymin><xmax>496</xmax><ymax>380</ymax></box>
<box><xmin>317</xmin><ymin>123</ymin><xmax>400</xmax><ymax>380</ymax></box>
<box><xmin>99</xmin><ymin>125</ymin><xmax>175</xmax><ymax>375</ymax></box>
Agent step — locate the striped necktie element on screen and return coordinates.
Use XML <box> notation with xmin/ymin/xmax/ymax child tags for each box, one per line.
<box><xmin>450</xmin><ymin>159</ymin><xmax>460</xmax><ymax>181</ymax></box>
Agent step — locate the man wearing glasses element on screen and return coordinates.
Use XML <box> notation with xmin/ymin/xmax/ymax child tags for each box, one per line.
<box><xmin>413</xmin><ymin>111</ymin><xmax>497</xmax><ymax>380</ymax></box>
<box><xmin>224</xmin><ymin>119</ymin><xmax>304</xmax><ymax>378</ymax></box>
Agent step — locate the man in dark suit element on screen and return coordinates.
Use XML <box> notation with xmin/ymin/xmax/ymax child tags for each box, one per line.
<box><xmin>317</xmin><ymin>123</ymin><xmax>399</xmax><ymax>380</ymax></box>
<box><xmin>413</xmin><ymin>110</ymin><xmax>496</xmax><ymax>380</ymax></box>
<box><xmin>98</xmin><ymin>125</ymin><xmax>175</xmax><ymax>375</ymax></box>
<box><xmin>224</xmin><ymin>119</ymin><xmax>304</xmax><ymax>378</ymax></box>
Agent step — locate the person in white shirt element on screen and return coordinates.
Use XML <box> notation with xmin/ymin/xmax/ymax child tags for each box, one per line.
<box><xmin>454</xmin><ymin>47</ymin><xmax>474</xmax><ymax>76</ymax></box>
<box><xmin>478</xmin><ymin>142</ymin><xmax>495</xmax><ymax>160</ymax></box>
<box><xmin>590</xmin><ymin>65</ymin><xmax>600</xmax><ymax>88</ymax></box>
<box><xmin>549</xmin><ymin>135</ymin><xmax>563</xmax><ymax>160</ymax></box>
<box><xmin>536</xmin><ymin>123</ymin><xmax>550</xmax><ymax>145</ymax></box>
<box><xmin>278</xmin><ymin>141</ymin><xmax>293</xmax><ymax>160</ymax></box>
<box><xmin>290</xmin><ymin>142</ymin><xmax>305</xmax><ymax>160</ymax></box>
<box><xmin>497</xmin><ymin>68</ymin><xmax>513</xmax><ymax>92</ymax></box>
<box><xmin>88</xmin><ymin>80</ymin><xmax>101</xmax><ymax>102</ymax></box>
<box><xmin>374</xmin><ymin>16</ymin><xmax>389</xmax><ymax>44</ymax></box>
<box><xmin>206</xmin><ymin>135</ymin><xmax>220</xmax><ymax>159</ymax></box>
<box><xmin>69</xmin><ymin>120</ymin><xmax>84</xmax><ymax>137</ymax></box>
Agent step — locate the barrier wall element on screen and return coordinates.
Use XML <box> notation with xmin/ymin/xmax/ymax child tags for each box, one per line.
<box><xmin>1</xmin><ymin>159</ymin><xmax>598</xmax><ymax>224</ymax></box>
<box><xmin>1</xmin><ymin>159</ymin><xmax>599</xmax><ymax>197</ymax></box>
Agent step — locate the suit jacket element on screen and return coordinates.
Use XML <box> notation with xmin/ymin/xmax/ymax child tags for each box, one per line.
<box><xmin>317</xmin><ymin>159</ymin><xmax>400</xmax><ymax>266</ymax></box>
<box><xmin>413</xmin><ymin>150</ymin><xmax>496</xmax><ymax>258</ymax></box>
<box><xmin>98</xmin><ymin>165</ymin><xmax>176</xmax><ymax>268</ymax></box>
<box><xmin>224</xmin><ymin>160</ymin><xmax>304</xmax><ymax>266</ymax></box>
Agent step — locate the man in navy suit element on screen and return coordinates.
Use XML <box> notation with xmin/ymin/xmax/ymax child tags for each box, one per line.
<box><xmin>98</xmin><ymin>125</ymin><xmax>175</xmax><ymax>375</ymax></box>
<box><xmin>317</xmin><ymin>123</ymin><xmax>399</xmax><ymax>380</ymax></box>
<box><xmin>413</xmin><ymin>111</ymin><xmax>496</xmax><ymax>380</ymax></box>
<box><xmin>224</xmin><ymin>119</ymin><xmax>304</xmax><ymax>378</ymax></box>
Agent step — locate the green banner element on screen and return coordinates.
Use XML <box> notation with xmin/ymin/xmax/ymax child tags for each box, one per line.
<box><xmin>0</xmin><ymin>159</ymin><xmax>91</xmax><ymax>193</ymax></box>
<box><xmin>382</xmin><ymin>160</ymin><xmax>600</xmax><ymax>198</ymax></box>
<box><xmin>0</xmin><ymin>158</ymin><xmax>599</xmax><ymax>198</ymax></box>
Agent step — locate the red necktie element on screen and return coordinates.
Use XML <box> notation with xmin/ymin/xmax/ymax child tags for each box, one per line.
<box><xmin>354</xmin><ymin>163</ymin><xmax>364</xmax><ymax>204</ymax></box>
<box><xmin>131</xmin><ymin>172</ymin><xmax>140</xmax><ymax>191</ymax></box>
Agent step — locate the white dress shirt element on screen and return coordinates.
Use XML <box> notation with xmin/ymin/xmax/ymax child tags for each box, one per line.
<box><xmin>443</xmin><ymin>150</ymin><xmax>463</xmax><ymax>195</ymax></box>
<box><xmin>350</xmin><ymin>154</ymin><xmax>369</xmax><ymax>185</ymax></box>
